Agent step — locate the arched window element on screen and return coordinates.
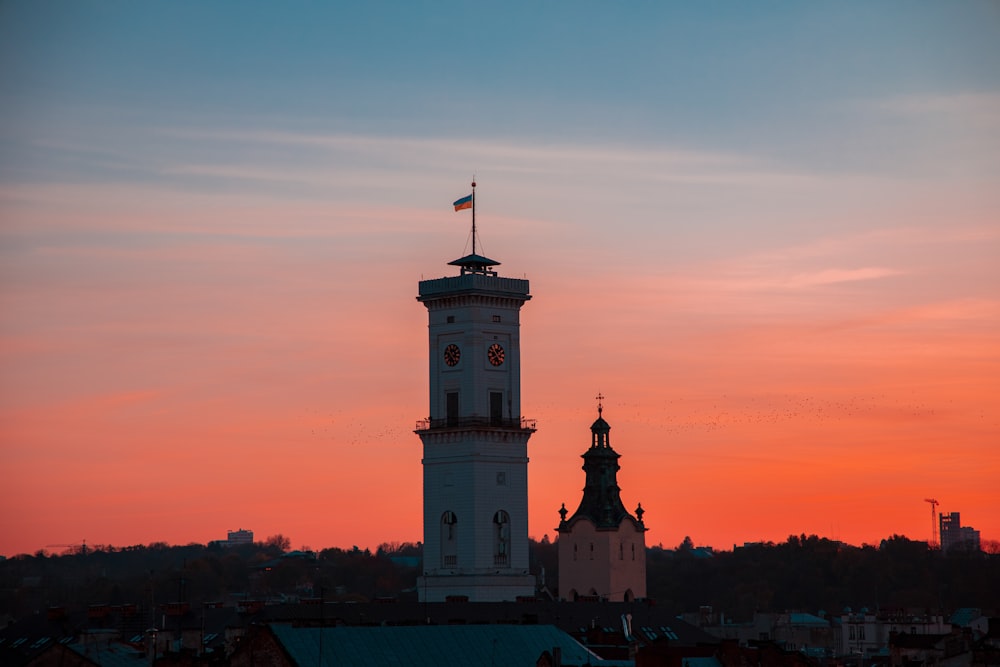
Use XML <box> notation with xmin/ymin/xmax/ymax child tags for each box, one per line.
<box><xmin>441</xmin><ymin>511</ymin><xmax>457</xmax><ymax>567</ymax></box>
<box><xmin>493</xmin><ymin>511</ymin><xmax>510</xmax><ymax>566</ymax></box>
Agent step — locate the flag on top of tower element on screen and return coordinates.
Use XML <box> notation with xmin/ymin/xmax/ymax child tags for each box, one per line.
<box><xmin>453</xmin><ymin>194</ymin><xmax>473</xmax><ymax>211</ymax></box>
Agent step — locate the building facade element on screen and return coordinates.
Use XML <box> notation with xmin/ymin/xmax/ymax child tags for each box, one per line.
<box><xmin>839</xmin><ymin>610</ymin><xmax>950</xmax><ymax>658</ymax></box>
<box><xmin>414</xmin><ymin>247</ymin><xmax>536</xmax><ymax>602</ymax></box>
<box><xmin>939</xmin><ymin>511</ymin><xmax>981</xmax><ymax>552</ymax></box>
<box><xmin>226</xmin><ymin>529</ymin><xmax>253</xmax><ymax>546</ymax></box>
<box><xmin>557</xmin><ymin>404</ymin><xmax>647</xmax><ymax>601</ymax></box>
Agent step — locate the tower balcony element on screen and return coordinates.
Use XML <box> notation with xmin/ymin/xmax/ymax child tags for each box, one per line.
<box><xmin>415</xmin><ymin>416</ymin><xmax>537</xmax><ymax>433</ymax></box>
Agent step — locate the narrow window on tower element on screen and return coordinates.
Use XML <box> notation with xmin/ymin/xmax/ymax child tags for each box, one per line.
<box><xmin>441</xmin><ymin>511</ymin><xmax>458</xmax><ymax>568</ymax></box>
<box><xmin>446</xmin><ymin>392</ymin><xmax>459</xmax><ymax>427</ymax></box>
<box><xmin>493</xmin><ymin>511</ymin><xmax>510</xmax><ymax>567</ymax></box>
<box><xmin>490</xmin><ymin>392</ymin><xmax>503</xmax><ymax>425</ymax></box>
<box><xmin>619</xmin><ymin>542</ymin><xmax>624</xmax><ymax>560</ymax></box>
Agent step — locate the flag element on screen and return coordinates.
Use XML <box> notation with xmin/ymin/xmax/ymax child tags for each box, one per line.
<box><xmin>453</xmin><ymin>194</ymin><xmax>473</xmax><ymax>211</ymax></box>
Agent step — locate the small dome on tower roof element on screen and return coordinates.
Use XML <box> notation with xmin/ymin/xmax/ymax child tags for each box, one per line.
<box><xmin>590</xmin><ymin>415</ymin><xmax>610</xmax><ymax>433</ymax></box>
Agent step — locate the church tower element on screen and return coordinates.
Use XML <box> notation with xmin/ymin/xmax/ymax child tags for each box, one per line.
<box><xmin>557</xmin><ymin>398</ymin><xmax>647</xmax><ymax>601</ymax></box>
<box><xmin>415</xmin><ymin>183</ymin><xmax>536</xmax><ymax>602</ymax></box>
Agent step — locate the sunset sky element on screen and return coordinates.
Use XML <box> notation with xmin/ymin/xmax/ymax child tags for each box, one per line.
<box><xmin>2</xmin><ymin>2</ymin><xmax>998</xmax><ymax>557</ymax></box>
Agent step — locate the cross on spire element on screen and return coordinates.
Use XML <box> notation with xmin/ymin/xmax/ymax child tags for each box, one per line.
<box><xmin>595</xmin><ymin>392</ymin><xmax>605</xmax><ymax>416</ymax></box>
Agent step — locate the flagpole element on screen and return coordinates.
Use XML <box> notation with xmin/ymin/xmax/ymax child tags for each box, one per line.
<box><xmin>471</xmin><ymin>179</ymin><xmax>477</xmax><ymax>256</ymax></box>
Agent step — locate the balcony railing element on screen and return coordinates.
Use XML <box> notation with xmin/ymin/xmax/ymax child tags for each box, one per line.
<box><xmin>415</xmin><ymin>416</ymin><xmax>537</xmax><ymax>431</ymax></box>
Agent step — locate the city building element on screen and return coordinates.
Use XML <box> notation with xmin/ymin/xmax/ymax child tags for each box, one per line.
<box><xmin>939</xmin><ymin>511</ymin><xmax>981</xmax><ymax>552</ymax></box>
<box><xmin>557</xmin><ymin>400</ymin><xmax>647</xmax><ymax>601</ymax></box>
<box><xmin>226</xmin><ymin>529</ymin><xmax>253</xmax><ymax>547</ymax></box>
<box><xmin>838</xmin><ymin>609</ymin><xmax>950</xmax><ymax>658</ymax></box>
<box><xmin>414</xmin><ymin>184</ymin><xmax>536</xmax><ymax>602</ymax></box>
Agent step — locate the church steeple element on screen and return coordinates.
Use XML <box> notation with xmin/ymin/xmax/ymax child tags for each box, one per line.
<box><xmin>563</xmin><ymin>398</ymin><xmax>634</xmax><ymax>529</ymax></box>
<box><xmin>556</xmin><ymin>396</ymin><xmax>648</xmax><ymax>602</ymax></box>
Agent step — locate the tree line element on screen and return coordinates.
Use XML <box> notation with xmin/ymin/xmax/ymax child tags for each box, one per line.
<box><xmin>2</xmin><ymin>534</ymin><xmax>996</xmax><ymax>621</ymax></box>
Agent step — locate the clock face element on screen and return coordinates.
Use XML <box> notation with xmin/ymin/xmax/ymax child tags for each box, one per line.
<box><xmin>443</xmin><ymin>344</ymin><xmax>461</xmax><ymax>367</ymax></box>
<box><xmin>487</xmin><ymin>343</ymin><xmax>505</xmax><ymax>366</ymax></box>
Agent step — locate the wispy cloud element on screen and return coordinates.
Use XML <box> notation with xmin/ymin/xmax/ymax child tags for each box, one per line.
<box><xmin>157</xmin><ymin>126</ymin><xmax>825</xmax><ymax>191</ymax></box>
<box><xmin>783</xmin><ymin>267</ymin><xmax>902</xmax><ymax>288</ymax></box>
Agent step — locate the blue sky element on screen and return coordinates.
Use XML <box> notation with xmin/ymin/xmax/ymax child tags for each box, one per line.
<box><xmin>1</xmin><ymin>2</ymin><xmax>999</xmax><ymax>553</ymax></box>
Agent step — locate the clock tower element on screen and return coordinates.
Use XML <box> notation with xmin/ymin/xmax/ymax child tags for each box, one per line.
<box><xmin>414</xmin><ymin>184</ymin><xmax>536</xmax><ymax>602</ymax></box>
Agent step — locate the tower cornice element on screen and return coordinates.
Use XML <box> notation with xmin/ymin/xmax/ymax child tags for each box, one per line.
<box><xmin>417</xmin><ymin>274</ymin><xmax>530</xmax><ymax>304</ymax></box>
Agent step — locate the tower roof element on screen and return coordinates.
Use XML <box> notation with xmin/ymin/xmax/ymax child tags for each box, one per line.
<box><xmin>559</xmin><ymin>404</ymin><xmax>644</xmax><ymax>531</ymax></box>
<box><xmin>590</xmin><ymin>414</ymin><xmax>610</xmax><ymax>434</ymax></box>
<box><xmin>448</xmin><ymin>253</ymin><xmax>501</xmax><ymax>276</ymax></box>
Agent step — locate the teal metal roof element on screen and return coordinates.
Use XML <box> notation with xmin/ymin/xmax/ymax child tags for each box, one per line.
<box><xmin>949</xmin><ymin>607</ymin><xmax>981</xmax><ymax>627</ymax></box>
<box><xmin>269</xmin><ymin>623</ymin><xmax>614</xmax><ymax>667</ymax></box>
<box><xmin>681</xmin><ymin>657</ymin><xmax>723</xmax><ymax>667</ymax></box>
<box><xmin>789</xmin><ymin>613</ymin><xmax>830</xmax><ymax>627</ymax></box>
<box><xmin>69</xmin><ymin>642</ymin><xmax>146</xmax><ymax>667</ymax></box>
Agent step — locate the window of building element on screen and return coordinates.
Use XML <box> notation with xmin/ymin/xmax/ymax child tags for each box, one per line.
<box><xmin>446</xmin><ymin>392</ymin><xmax>459</xmax><ymax>427</ymax></box>
<box><xmin>631</xmin><ymin>543</ymin><xmax>636</xmax><ymax>560</ymax></box>
<box><xmin>619</xmin><ymin>542</ymin><xmax>624</xmax><ymax>560</ymax></box>
<box><xmin>589</xmin><ymin>543</ymin><xmax>594</xmax><ymax>560</ymax></box>
<box><xmin>441</xmin><ymin>511</ymin><xmax>458</xmax><ymax>567</ymax></box>
<box><xmin>573</xmin><ymin>544</ymin><xmax>578</xmax><ymax>561</ymax></box>
<box><xmin>496</xmin><ymin>471</ymin><xmax>506</xmax><ymax>486</ymax></box>
<box><xmin>492</xmin><ymin>315</ymin><xmax>501</xmax><ymax>322</ymax></box>
<box><xmin>493</xmin><ymin>511</ymin><xmax>510</xmax><ymax>566</ymax></box>
<box><xmin>490</xmin><ymin>392</ymin><xmax>503</xmax><ymax>425</ymax></box>
<box><xmin>446</xmin><ymin>315</ymin><xmax>455</xmax><ymax>323</ymax></box>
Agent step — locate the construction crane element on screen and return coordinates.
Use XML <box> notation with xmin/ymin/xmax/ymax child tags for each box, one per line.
<box><xmin>924</xmin><ymin>499</ymin><xmax>939</xmax><ymax>547</ymax></box>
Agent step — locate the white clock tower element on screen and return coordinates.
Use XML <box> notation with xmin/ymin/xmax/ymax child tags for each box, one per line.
<box><xmin>415</xmin><ymin>184</ymin><xmax>536</xmax><ymax>602</ymax></box>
